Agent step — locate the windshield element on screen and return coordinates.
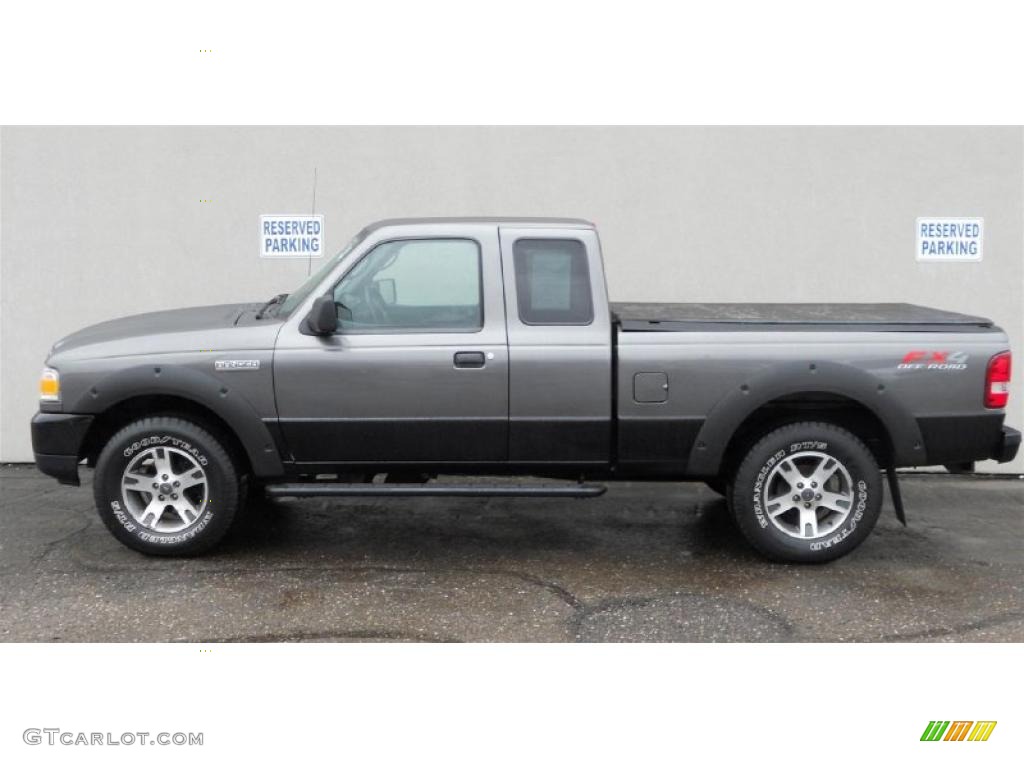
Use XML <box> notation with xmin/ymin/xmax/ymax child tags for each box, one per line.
<box><xmin>275</xmin><ymin>233</ymin><xmax>362</xmax><ymax>317</ymax></box>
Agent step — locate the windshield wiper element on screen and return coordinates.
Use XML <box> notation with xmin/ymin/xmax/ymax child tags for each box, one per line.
<box><xmin>255</xmin><ymin>293</ymin><xmax>288</xmax><ymax>319</ymax></box>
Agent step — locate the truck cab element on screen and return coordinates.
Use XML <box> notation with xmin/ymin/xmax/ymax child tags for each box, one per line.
<box><xmin>271</xmin><ymin>218</ymin><xmax>612</xmax><ymax>472</ymax></box>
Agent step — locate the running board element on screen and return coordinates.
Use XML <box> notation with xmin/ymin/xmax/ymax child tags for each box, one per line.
<box><xmin>264</xmin><ymin>483</ymin><xmax>607</xmax><ymax>499</ymax></box>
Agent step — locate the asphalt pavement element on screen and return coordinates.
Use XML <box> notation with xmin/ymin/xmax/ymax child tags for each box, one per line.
<box><xmin>1</xmin><ymin>465</ymin><xmax>1021</xmax><ymax>642</ymax></box>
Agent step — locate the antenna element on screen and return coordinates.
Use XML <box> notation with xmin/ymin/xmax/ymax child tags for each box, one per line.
<box><xmin>306</xmin><ymin>166</ymin><xmax>318</xmax><ymax>276</ymax></box>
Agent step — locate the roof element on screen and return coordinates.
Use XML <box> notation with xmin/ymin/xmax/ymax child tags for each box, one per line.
<box><xmin>362</xmin><ymin>217</ymin><xmax>595</xmax><ymax>233</ymax></box>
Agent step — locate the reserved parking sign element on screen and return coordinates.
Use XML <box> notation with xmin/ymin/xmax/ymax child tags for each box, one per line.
<box><xmin>916</xmin><ymin>217</ymin><xmax>983</xmax><ymax>262</ymax></box>
<box><xmin>260</xmin><ymin>214</ymin><xmax>324</xmax><ymax>258</ymax></box>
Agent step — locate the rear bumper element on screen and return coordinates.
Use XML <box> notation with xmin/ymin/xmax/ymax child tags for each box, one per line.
<box><xmin>917</xmin><ymin>414</ymin><xmax>1021</xmax><ymax>467</ymax></box>
<box><xmin>31</xmin><ymin>412</ymin><xmax>93</xmax><ymax>486</ymax></box>
<box><xmin>994</xmin><ymin>426</ymin><xmax>1021</xmax><ymax>464</ymax></box>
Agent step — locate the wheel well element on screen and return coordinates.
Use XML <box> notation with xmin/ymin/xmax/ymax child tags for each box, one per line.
<box><xmin>80</xmin><ymin>395</ymin><xmax>252</xmax><ymax>475</ymax></box>
<box><xmin>718</xmin><ymin>392</ymin><xmax>894</xmax><ymax>478</ymax></box>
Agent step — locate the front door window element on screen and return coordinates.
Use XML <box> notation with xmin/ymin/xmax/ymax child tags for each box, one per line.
<box><xmin>333</xmin><ymin>239</ymin><xmax>482</xmax><ymax>333</ymax></box>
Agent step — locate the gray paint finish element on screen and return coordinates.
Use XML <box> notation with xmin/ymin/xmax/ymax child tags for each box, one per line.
<box><xmin>29</xmin><ymin>217</ymin><xmax>1015</xmax><ymax>483</ymax></box>
<box><xmin>41</xmin><ymin>305</ymin><xmax>283</xmax><ymax>422</ymax></box>
<box><xmin>616</xmin><ymin>329</ymin><xmax>1008</xmax><ymax>423</ymax></box>
<box><xmin>499</xmin><ymin>225</ymin><xmax>613</xmax><ymax>462</ymax></box>
<box><xmin>2</xmin><ymin>127</ymin><xmax>1022</xmax><ymax>471</ymax></box>
<box><xmin>273</xmin><ymin>222</ymin><xmax>510</xmax><ymax>463</ymax></box>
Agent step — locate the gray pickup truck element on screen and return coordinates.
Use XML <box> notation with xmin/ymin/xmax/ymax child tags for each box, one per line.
<box><xmin>32</xmin><ymin>218</ymin><xmax>1019</xmax><ymax>562</ymax></box>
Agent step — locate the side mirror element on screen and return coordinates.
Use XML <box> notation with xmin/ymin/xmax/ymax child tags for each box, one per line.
<box><xmin>305</xmin><ymin>294</ymin><xmax>338</xmax><ymax>335</ymax></box>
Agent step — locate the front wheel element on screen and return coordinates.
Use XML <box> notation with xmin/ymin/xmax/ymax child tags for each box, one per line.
<box><xmin>729</xmin><ymin>422</ymin><xmax>882</xmax><ymax>563</ymax></box>
<box><xmin>93</xmin><ymin>416</ymin><xmax>241</xmax><ymax>555</ymax></box>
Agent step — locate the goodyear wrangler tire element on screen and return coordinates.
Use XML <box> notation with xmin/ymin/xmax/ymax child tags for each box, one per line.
<box><xmin>93</xmin><ymin>417</ymin><xmax>240</xmax><ymax>555</ymax></box>
<box><xmin>729</xmin><ymin>422</ymin><xmax>882</xmax><ymax>563</ymax></box>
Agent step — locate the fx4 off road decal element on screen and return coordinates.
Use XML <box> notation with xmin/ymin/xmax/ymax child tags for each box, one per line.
<box><xmin>898</xmin><ymin>351</ymin><xmax>968</xmax><ymax>370</ymax></box>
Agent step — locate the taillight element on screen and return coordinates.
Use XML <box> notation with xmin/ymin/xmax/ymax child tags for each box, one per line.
<box><xmin>985</xmin><ymin>351</ymin><xmax>1011</xmax><ymax>408</ymax></box>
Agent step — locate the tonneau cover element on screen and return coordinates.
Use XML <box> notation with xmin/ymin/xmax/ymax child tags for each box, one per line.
<box><xmin>612</xmin><ymin>302</ymin><xmax>993</xmax><ymax>331</ymax></box>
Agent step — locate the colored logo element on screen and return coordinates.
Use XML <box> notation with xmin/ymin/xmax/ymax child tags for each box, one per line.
<box><xmin>920</xmin><ymin>721</ymin><xmax>997</xmax><ymax>742</ymax></box>
<box><xmin>898</xmin><ymin>351</ymin><xmax>969</xmax><ymax>370</ymax></box>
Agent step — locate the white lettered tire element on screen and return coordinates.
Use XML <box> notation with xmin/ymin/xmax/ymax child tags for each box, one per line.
<box><xmin>729</xmin><ymin>422</ymin><xmax>883</xmax><ymax>563</ymax></box>
<box><xmin>93</xmin><ymin>416</ymin><xmax>241</xmax><ymax>555</ymax></box>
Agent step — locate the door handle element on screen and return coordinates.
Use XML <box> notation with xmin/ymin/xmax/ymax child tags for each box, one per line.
<box><xmin>454</xmin><ymin>351</ymin><xmax>486</xmax><ymax>369</ymax></box>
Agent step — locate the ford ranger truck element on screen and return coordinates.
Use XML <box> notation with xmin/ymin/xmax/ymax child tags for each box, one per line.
<box><xmin>31</xmin><ymin>218</ymin><xmax>1020</xmax><ymax>562</ymax></box>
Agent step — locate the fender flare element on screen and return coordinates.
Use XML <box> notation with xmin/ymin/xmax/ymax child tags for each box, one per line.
<box><xmin>686</xmin><ymin>360</ymin><xmax>925</xmax><ymax>476</ymax></box>
<box><xmin>69</xmin><ymin>363</ymin><xmax>285</xmax><ymax>477</ymax></box>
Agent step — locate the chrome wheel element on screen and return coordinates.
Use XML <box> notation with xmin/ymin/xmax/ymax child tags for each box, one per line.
<box><xmin>762</xmin><ymin>450</ymin><xmax>854</xmax><ymax>540</ymax></box>
<box><xmin>120</xmin><ymin>446</ymin><xmax>208</xmax><ymax>533</ymax></box>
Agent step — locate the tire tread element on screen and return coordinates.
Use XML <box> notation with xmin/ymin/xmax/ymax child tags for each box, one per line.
<box><xmin>729</xmin><ymin>420</ymin><xmax>881</xmax><ymax>563</ymax></box>
<box><xmin>93</xmin><ymin>416</ymin><xmax>241</xmax><ymax>556</ymax></box>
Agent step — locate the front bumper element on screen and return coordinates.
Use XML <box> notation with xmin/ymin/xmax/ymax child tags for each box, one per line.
<box><xmin>31</xmin><ymin>412</ymin><xmax>93</xmax><ymax>486</ymax></box>
<box><xmin>994</xmin><ymin>425</ymin><xmax>1021</xmax><ymax>464</ymax></box>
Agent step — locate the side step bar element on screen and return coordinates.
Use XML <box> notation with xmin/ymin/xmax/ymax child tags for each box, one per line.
<box><xmin>264</xmin><ymin>483</ymin><xmax>608</xmax><ymax>499</ymax></box>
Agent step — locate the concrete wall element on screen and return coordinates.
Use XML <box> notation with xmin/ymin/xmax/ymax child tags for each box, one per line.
<box><xmin>2</xmin><ymin>127</ymin><xmax>1021</xmax><ymax>471</ymax></box>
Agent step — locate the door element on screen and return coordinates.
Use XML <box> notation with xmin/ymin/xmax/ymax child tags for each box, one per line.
<box><xmin>498</xmin><ymin>226</ymin><xmax>613</xmax><ymax>464</ymax></box>
<box><xmin>274</xmin><ymin>225</ymin><xmax>508</xmax><ymax>465</ymax></box>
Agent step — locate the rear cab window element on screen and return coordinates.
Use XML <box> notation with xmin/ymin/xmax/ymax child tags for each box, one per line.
<box><xmin>512</xmin><ymin>239</ymin><xmax>593</xmax><ymax>325</ymax></box>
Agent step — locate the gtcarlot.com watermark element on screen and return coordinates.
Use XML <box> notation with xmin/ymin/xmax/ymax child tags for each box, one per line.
<box><xmin>23</xmin><ymin>728</ymin><xmax>203</xmax><ymax>747</ymax></box>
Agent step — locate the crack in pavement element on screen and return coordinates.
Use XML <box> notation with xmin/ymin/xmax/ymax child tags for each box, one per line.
<box><xmin>568</xmin><ymin>592</ymin><xmax>798</xmax><ymax>642</ymax></box>
<box><xmin>33</xmin><ymin>523</ymin><xmax>588</xmax><ymax>613</ymax></box>
<box><xmin>4</xmin><ymin>466</ymin><xmax>1022</xmax><ymax>642</ymax></box>
<box><xmin>193</xmin><ymin>628</ymin><xmax>462</xmax><ymax>643</ymax></box>
<box><xmin>878</xmin><ymin>610</ymin><xmax>1024</xmax><ymax>642</ymax></box>
<box><xmin>0</xmin><ymin>518</ymin><xmax>95</xmax><ymax>579</ymax></box>
<box><xmin>13</xmin><ymin>510</ymin><xmax>1021</xmax><ymax>643</ymax></box>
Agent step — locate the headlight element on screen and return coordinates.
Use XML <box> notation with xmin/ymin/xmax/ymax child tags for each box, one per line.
<box><xmin>39</xmin><ymin>367</ymin><xmax>61</xmax><ymax>403</ymax></box>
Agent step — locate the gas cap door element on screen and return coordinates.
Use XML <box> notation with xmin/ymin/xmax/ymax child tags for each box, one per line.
<box><xmin>633</xmin><ymin>372</ymin><xmax>669</xmax><ymax>403</ymax></box>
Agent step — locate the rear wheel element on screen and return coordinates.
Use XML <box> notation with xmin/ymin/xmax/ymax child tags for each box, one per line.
<box><xmin>729</xmin><ymin>421</ymin><xmax>882</xmax><ymax>563</ymax></box>
<box><xmin>93</xmin><ymin>416</ymin><xmax>241</xmax><ymax>555</ymax></box>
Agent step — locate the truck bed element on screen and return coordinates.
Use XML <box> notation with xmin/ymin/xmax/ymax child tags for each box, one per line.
<box><xmin>611</xmin><ymin>302</ymin><xmax>993</xmax><ymax>332</ymax></box>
